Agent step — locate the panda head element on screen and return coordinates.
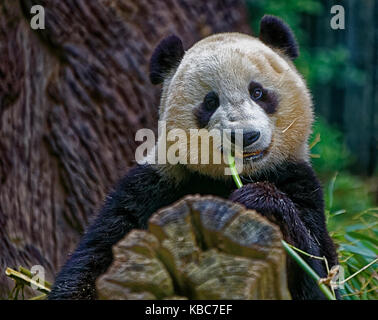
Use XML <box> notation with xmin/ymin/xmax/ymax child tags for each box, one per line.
<box><xmin>149</xmin><ymin>15</ymin><xmax>313</xmax><ymax>179</ymax></box>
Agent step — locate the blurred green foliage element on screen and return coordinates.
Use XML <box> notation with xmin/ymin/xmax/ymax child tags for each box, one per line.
<box><xmin>311</xmin><ymin>118</ymin><xmax>351</xmax><ymax>173</ymax></box>
<box><xmin>246</xmin><ymin>0</ymin><xmax>364</xmax><ymax>87</ymax></box>
<box><xmin>246</xmin><ymin>0</ymin><xmax>377</xmax><ymax>300</ymax></box>
<box><xmin>311</xmin><ymin>119</ymin><xmax>377</xmax><ymax>300</ymax></box>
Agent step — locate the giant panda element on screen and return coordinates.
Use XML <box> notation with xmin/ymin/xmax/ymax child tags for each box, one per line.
<box><xmin>49</xmin><ymin>15</ymin><xmax>339</xmax><ymax>300</ymax></box>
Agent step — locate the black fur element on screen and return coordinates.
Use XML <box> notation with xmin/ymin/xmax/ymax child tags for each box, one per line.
<box><xmin>149</xmin><ymin>35</ymin><xmax>185</xmax><ymax>85</ymax></box>
<box><xmin>248</xmin><ymin>80</ymin><xmax>279</xmax><ymax>114</ymax></box>
<box><xmin>194</xmin><ymin>91</ymin><xmax>220</xmax><ymax>128</ymax></box>
<box><xmin>194</xmin><ymin>104</ymin><xmax>214</xmax><ymax>128</ymax></box>
<box><xmin>48</xmin><ymin>165</ymin><xmax>186</xmax><ymax>299</ymax></box>
<box><xmin>49</xmin><ymin>161</ymin><xmax>339</xmax><ymax>300</ymax></box>
<box><xmin>230</xmin><ymin>161</ymin><xmax>339</xmax><ymax>299</ymax></box>
<box><xmin>259</xmin><ymin>15</ymin><xmax>299</xmax><ymax>60</ymax></box>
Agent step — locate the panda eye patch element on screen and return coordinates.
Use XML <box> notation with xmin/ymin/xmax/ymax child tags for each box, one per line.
<box><xmin>194</xmin><ymin>91</ymin><xmax>220</xmax><ymax>128</ymax></box>
<box><xmin>203</xmin><ymin>91</ymin><xmax>219</xmax><ymax>111</ymax></box>
<box><xmin>248</xmin><ymin>81</ymin><xmax>278</xmax><ymax>114</ymax></box>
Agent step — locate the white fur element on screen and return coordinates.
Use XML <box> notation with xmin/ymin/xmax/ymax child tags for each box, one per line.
<box><xmin>147</xmin><ymin>33</ymin><xmax>314</xmax><ymax>181</ymax></box>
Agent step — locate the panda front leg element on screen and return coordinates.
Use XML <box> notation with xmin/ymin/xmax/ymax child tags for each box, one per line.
<box><xmin>229</xmin><ymin>182</ymin><xmax>331</xmax><ymax>300</ymax></box>
<box><xmin>48</xmin><ymin>164</ymin><xmax>183</xmax><ymax>300</ymax></box>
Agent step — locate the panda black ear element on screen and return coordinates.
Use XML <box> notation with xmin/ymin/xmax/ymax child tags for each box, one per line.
<box><xmin>149</xmin><ymin>34</ymin><xmax>185</xmax><ymax>85</ymax></box>
<box><xmin>259</xmin><ymin>15</ymin><xmax>299</xmax><ymax>60</ymax></box>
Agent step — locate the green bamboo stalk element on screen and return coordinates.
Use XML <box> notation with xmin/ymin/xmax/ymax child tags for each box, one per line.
<box><xmin>227</xmin><ymin>152</ymin><xmax>243</xmax><ymax>188</ymax></box>
<box><xmin>29</xmin><ymin>293</ymin><xmax>47</xmax><ymax>300</ymax></box>
<box><xmin>227</xmin><ymin>153</ymin><xmax>336</xmax><ymax>300</ymax></box>
<box><xmin>5</xmin><ymin>267</ymin><xmax>51</xmax><ymax>294</ymax></box>
<box><xmin>281</xmin><ymin>240</ymin><xmax>335</xmax><ymax>300</ymax></box>
<box><xmin>19</xmin><ymin>266</ymin><xmax>52</xmax><ymax>289</ymax></box>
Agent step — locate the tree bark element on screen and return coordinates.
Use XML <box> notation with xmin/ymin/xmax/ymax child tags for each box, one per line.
<box><xmin>0</xmin><ymin>0</ymin><xmax>251</xmax><ymax>298</ymax></box>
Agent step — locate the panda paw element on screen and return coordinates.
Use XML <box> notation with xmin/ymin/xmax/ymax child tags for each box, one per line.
<box><xmin>229</xmin><ymin>182</ymin><xmax>295</xmax><ymax>228</ymax></box>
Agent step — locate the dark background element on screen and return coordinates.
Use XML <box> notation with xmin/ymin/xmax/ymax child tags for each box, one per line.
<box><xmin>247</xmin><ymin>0</ymin><xmax>377</xmax><ymax>176</ymax></box>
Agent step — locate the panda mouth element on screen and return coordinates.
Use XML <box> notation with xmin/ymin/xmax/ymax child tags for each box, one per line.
<box><xmin>240</xmin><ymin>140</ymin><xmax>273</xmax><ymax>162</ymax></box>
<box><xmin>220</xmin><ymin>139</ymin><xmax>272</xmax><ymax>162</ymax></box>
<box><xmin>242</xmin><ymin>149</ymin><xmax>266</xmax><ymax>160</ymax></box>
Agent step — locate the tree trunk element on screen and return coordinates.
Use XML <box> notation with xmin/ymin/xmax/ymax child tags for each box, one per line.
<box><xmin>0</xmin><ymin>0</ymin><xmax>251</xmax><ymax>298</ymax></box>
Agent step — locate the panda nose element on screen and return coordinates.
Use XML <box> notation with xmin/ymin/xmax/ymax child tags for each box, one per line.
<box><xmin>230</xmin><ymin>130</ymin><xmax>260</xmax><ymax>146</ymax></box>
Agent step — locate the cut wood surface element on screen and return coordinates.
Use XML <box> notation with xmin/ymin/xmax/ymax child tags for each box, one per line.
<box><xmin>97</xmin><ymin>196</ymin><xmax>291</xmax><ymax>300</ymax></box>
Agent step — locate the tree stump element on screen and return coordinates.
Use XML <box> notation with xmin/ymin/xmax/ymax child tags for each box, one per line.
<box><xmin>96</xmin><ymin>196</ymin><xmax>291</xmax><ymax>299</ymax></box>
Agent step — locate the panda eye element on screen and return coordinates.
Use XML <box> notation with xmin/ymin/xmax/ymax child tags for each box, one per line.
<box><xmin>203</xmin><ymin>91</ymin><xmax>219</xmax><ymax>111</ymax></box>
<box><xmin>248</xmin><ymin>81</ymin><xmax>278</xmax><ymax>114</ymax></box>
<box><xmin>251</xmin><ymin>87</ymin><xmax>263</xmax><ymax>100</ymax></box>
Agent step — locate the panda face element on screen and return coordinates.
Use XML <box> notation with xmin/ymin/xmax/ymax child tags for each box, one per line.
<box><xmin>197</xmin><ymin>77</ymin><xmax>274</xmax><ymax>165</ymax></box>
<box><xmin>155</xmin><ymin>33</ymin><xmax>312</xmax><ymax>179</ymax></box>
<box><xmin>150</xmin><ymin>17</ymin><xmax>313</xmax><ymax>179</ymax></box>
